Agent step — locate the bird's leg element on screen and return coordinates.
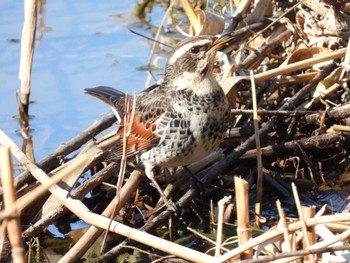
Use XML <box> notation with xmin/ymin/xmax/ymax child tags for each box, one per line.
<box><xmin>145</xmin><ymin>164</ymin><xmax>177</xmax><ymax>212</ymax></box>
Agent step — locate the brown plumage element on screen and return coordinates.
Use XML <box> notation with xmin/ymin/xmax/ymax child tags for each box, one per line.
<box><xmin>86</xmin><ymin>34</ymin><xmax>232</xmax><ymax>210</ymax></box>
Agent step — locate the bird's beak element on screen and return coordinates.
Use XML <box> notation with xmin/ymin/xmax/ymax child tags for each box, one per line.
<box><xmin>210</xmin><ymin>33</ymin><xmax>236</xmax><ymax>51</ymax></box>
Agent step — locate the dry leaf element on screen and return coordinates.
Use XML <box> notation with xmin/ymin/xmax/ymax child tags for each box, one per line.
<box><xmin>282</xmin><ymin>47</ymin><xmax>333</xmax><ymax>69</ymax></box>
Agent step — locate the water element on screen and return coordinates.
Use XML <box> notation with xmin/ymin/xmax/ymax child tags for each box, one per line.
<box><xmin>0</xmin><ymin>0</ymin><xmax>167</xmax><ymax>161</ymax></box>
<box><xmin>1</xmin><ymin>0</ymin><xmax>172</xmax><ymax>255</ymax></box>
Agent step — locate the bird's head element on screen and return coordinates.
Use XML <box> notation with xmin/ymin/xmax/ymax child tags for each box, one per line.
<box><xmin>163</xmin><ymin>34</ymin><xmax>233</xmax><ymax>91</ymax></box>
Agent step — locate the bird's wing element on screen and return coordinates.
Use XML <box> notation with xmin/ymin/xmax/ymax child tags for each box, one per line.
<box><xmin>85</xmin><ymin>85</ymin><xmax>171</xmax><ymax>158</ymax></box>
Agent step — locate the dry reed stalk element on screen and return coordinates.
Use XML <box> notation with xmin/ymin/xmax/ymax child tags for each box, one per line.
<box><xmin>61</xmin><ymin>148</ymin><xmax>225</xmax><ymax>261</ymax></box>
<box><xmin>18</xmin><ymin>0</ymin><xmax>37</xmax><ymax>132</ymax></box>
<box><xmin>22</xmin><ymin>162</ymin><xmax>118</xmax><ymax>239</ymax></box>
<box><xmin>0</xmin><ymin>130</ymin><xmax>215</xmax><ymax>263</ymax></box>
<box><xmin>232</xmin><ymin>0</ymin><xmax>252</xmax><ymax>18</ymax></box>
<box><xmin>234</xmin><ymin>177</ymin><xmax>252</xmax><ymax>260</ymax></box>
<box><xmin>290</xmin><ymin>232</ymin><xmax>296</xmax><ymax>258</ymax></box>
<box><xmin>27</xmin><ymin>142</ymin><xmax>107</xmax><ymax>223</ymax></box>
<box><xmin>291</xmin><ymin>183</ymin><xmax>315</xmax><ymax>262</ymax></box>
<box><xmin>225</xmin><ymin>1</ymin><xmax>301</xmax><ymax>57</ymax></box>
<box><xmin>315</xmin><ymin>204</ymin><xmax>327</xmax><ymax>218</ymax></box>
<box><xmin>0</xmin><ymin>129</ymin><xmax>96</xmax><ymax>220</ymax></box>
<box><xmin>215</xmin><ymin>196</ymin><xmax>232</xmax><ymax>257</ymax></box>
<box><xmin>324</xmin><ymin>222</ymin><xmax>350</xmax><ymax>232</ymax></box>
<box><xmin>146</xmin><ymin>0</ymin><xmax>176</xmax><ymax>67</ymax></box>
<box><xmin>63</xmin><ymin>177</ymin><xmax>140</xmax><ymax>260</ymax></box>
<box><xmin>301</xmin><ymin>206</ymin><xmax>316</xmax><ymax>262</ymax></box>
<box><xmin>315</xmin><ymin>224</ymin><xmax>349</xmax><ymax>261</ymax></box>
<box><xmin>214</xmin><ymin>212</ymin><xmax>350</xmax><ymax>262</ymax></box>
<box><xmin>250</xmin><ymin>70</ymin><xmax>263</xmax><ymax>227</ymax></box>
<box><xmin>275</xmin><ymin>228</ymin><xmax>350</xmax><ymax>263</ymax></box>
<box><xmin>254</xmin><ymin>48</ymin><xmax>346</xmax><ymax>82</ymax></box>
<box><xmin>309</xmin><ymin>228</ymin><xmax>350</xmax><ymax>254</ymax></box>
<box><xmin>101</xmin><ymin>94</ymin><xmax>135</xmax><ymax>253</ymax></box>
<box><xmin>305</xmin><ymin>70</ymin><xmax>350</xmax><ymax>110</ymax></box>
<box><xmin>332</xmin><ymin>124</ymin><xmax>350</xmax><ymax>132</ymax></box>
<box><xmin>237</xmin><ymin>245</ymin><xmax>350</xmax><ymax>263</ymax></box>
<box><xmin>153</xmin><ymin>183</ymin><xmax>174</xmax><ymax>211</ymax></box>
<box><xmin>156</xmin><ymin>150</ymin><xmax>224</xmax><ymax>204</ymax></box>
<box><xmin>276</xmin><ymin>200</ymin><xmax>291</xmax><ymax>253</ymax></box>
<box><xmin>179</xmin><ymin>0</ymin><xmax>198</xmax><ymax>34</ymax></box>
<box><xmin>102</xmin><ymin>150</ymin><xmax>229</xmax><ymax>260</ymax></box>
<box><xmin>0</xmin><ymin>147</ymin><xmax>25</xmax><ymax>263</ymax></box>
<box><xmin>0</xmin><ymin>220</ymin><xmax>7</xmax><ymax>262</ymax></box>
<box><xmin>176</xmin><ymin>150</ymin><xmax>224</xmax><ymax>181</ymax></box>
<box><xmin>230</xmin><ymin>109</ymin><xmax>317</xmax><ymax>117</ymax></box>
<box><xmin>14</xmin><ymin>131</ymin><xmax>116</xmax><ymax>224</ymax></box>
<box><xmin>243</xmin><ymin>26</ymin><xmax>292</xmax><ymax>70</ymax></box>
<box><xmin>222</xmin><ymin>47</ymin><xmax>346</xmax><ymax>94</ymax></box>
<box><xmin>275</xmin><ymin>72</ymin><xmax>318</xmax><ymax>85</ymax></box>
<box><xmin>291</xmin><ymin>184</ymin><xmax>311</xmax><ymax>245</ymax></box>
<box><xmin>58</xmin><ymin>168</ymin><xmax>144</xmax><ymax>262</ymax></box>
<box><xmin>117</xmin><ymin>94</ymin><xmax>136</xmax><ymax>197</ymax></box>
<box><xmin>8</xmin><ymin>112</ymin><xmax>117</xmax><ymax>197</ymax></box>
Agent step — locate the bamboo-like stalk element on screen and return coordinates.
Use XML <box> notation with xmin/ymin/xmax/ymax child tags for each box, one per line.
<box><xmin>0</xmin><ymin>130</ymin><xmax>214</xmax><ymax>263</ymax></box>
<box><xmin>18</xmin><ymin>0</ymin><xmax>37</xmax><ymax>132</ymax></box>
<box><xmin>214</xmin><ymin>212</ymin><xmax>350</xmax><ymax>262</ymax></box>
<box><xmin>302</xmin><ymin>206</ymin><xmax>316</xmax><ymax>262</ymax></box>
<box><xmin>236</xmin><ymin>245</ymin><xmax>350</xmax><ymax>263</ymax></box>
<box><xmin>215</xmin><ymin>196</ymin><xmax>232</xmax><ymax>257</ymax></box>
<box><xmin>59</xmin><ymin>169</ymin><xmax>144</xmax><ymax>262</ymax></box>
<box><xmin>273</xmin><ymin>228</ymin><xmax>350</xmax><ymax>263</ymax></box>
<box><xmin>0</xmin><ymin>220</ymin><xmax>7</xmax><ymax>262</ymax></box>
<box><xmin>305</xmin><ymin>71</ymin><xmax>350</xmax><ymax>109</ymax></box>
<box><xmin>55</xmin><ymin>146</ymin><xmax>224</xmax><ymax>261</ymax></box>
<box><xmin>31</xmin><ymin>141</ymin><xmax>106</xmax><ymax>223</ymax></box>
<box><xmin>7</xmin><ymin>112</ymin><xmax>116</xmax><ymax>197</ymax></box>
<box><xmin>291</xmin><ymin>184</ymin><xmax>311</xmax><ymax>247</ymax></box>
<box><xmin>0</xmin><ymin>147</ymin><xmax>25</xmax><ymax>263</ymax></box>
<box><xmin>22</xmin><ymin>162</ymin><xmax>118</xmax><ymax>239</ymax></box>
<box><xmin>276</xmin><ymin>200</ymin><xmax>291</xmax><ymax>253</ymax></box>
<box><xmin>250</xmin><ymin>70</ymin><xmax>263</xmax><ymax>227</ymax></box>
<box><xmin>101</xmin><ymin>94</ymin><xmax>135</xmax><ymax>253</ymax></box>
<box><xmin>221</xmin><ymin>48</ymin><xmax>346</xmax><ymax>95</ymax></box>
<box><xmin>254</xmin><ymin>48</ymin><xmax>346</xmax><ymax>82</ymax></box>
<box><xmin>179</xmin><ymin>0</ymin><xmax>198</xmax><ymax>34</ymax></box>
<box><xmin>0</xmin><ymin>129</ymin><xmax>105</xmax><ymax>220</ymax></box>
<box><xmin>234</xmin><ymin>177</ymin><xmax>252</xmax><ymax>260</ymax></box>
<box><xmin>146</xmin><ymin>0</ymin><xmax>176</xmax><ymax>67</ymax></box>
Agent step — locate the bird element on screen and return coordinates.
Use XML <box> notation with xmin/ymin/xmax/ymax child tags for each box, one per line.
<box><xmin>85</xmin><ymin>34</ymin><xmax>232</xmax><ymax>210</ymax></box>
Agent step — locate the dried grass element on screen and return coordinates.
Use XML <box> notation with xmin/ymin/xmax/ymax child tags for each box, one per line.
<box><xmin>2</xmin><ymin>0</ymin><xmax>350</xmax><ymax>262</ymax></box>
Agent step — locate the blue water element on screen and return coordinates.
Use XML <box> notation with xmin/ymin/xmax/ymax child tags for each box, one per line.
<box><xmin>0</xmin><ymin>0</ymin><xmax>167</xmax><ymax>160</ymax></box>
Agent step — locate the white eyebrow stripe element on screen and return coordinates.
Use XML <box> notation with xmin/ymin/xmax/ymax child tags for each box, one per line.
<box><xmin>168</xmin><ymin>43</ymin><xmax>192</xmax><ymax>65</ymax></box>
<box><xmin>167</xmin><ymin>39</ymin><xmax>212</xmax><ymax>65</ymax></box>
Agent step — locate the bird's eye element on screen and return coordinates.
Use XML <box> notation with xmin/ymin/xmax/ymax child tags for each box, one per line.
<box><xmin>190</xmin><ymin>46</ymin><xmax>200</xmax><ymax>54</ymax></box>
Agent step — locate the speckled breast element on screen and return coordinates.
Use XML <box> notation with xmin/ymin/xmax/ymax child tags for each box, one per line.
<box><xmin>141</xmin><ymin>89</ymin><xmax>229</xmax><ymax>168</ymax></box>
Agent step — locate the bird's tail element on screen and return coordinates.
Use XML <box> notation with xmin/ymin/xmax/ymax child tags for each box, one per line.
<box><xmin>85</xmin><ymin>86</ymin><xmax>125</xmax><ymax>108</ymax></box>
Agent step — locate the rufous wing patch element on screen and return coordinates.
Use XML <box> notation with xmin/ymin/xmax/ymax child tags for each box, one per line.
<box><xmin>113</xmin><ymin>115</ymin><xmax>159</xmax><ymax>158</ymax></box>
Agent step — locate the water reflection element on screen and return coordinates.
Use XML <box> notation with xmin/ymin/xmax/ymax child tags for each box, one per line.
<box><xmin>1</xmin><ymin>1</ymin><xmax>190</xmax><ymax>259</ymax></box>
<box><xmin>0</xmin><ymin>1</ymin><xmax>170</xmax><ymax>161</ymax></box>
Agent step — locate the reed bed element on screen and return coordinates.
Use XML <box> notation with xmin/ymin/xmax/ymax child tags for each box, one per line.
<box><xmin>2</xmin><ymin>0</ymin><xmax>350</xmax><ymax>262</ymax></box>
